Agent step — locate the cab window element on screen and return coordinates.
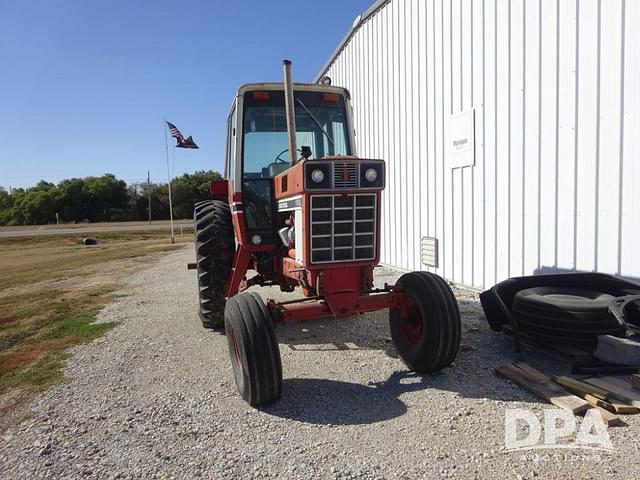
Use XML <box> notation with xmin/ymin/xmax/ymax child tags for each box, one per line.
<box><xmin>241</xmin><ymin>90</ymin><xmax>351</xmax><ymax>179</ymax></box>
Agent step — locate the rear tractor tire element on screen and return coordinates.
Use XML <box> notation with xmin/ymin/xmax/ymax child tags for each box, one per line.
<box><xmin>224</xmin><ymin>292</ymin><xmax>283</xmax><ymax>406</ymax></box>
<box><xmin>389</xmin><ymin>271</ymin><xmax>461</xmax><ymax>373</ymax></box>
<box><xmin>193</xmin><ymin>200</ymin><xmax>234</xmax><ymax>329</ymax></box>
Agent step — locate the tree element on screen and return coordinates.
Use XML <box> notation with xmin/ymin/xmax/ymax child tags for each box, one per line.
<box><xmin>0</xmin><ymin>170</ymin><xmax>222</xmax><ymax>225</ymax></box>
<box><xmin>126</xmin><ymin>182</ymin><xmax>170</xmax><ymax>221</ymax></box>
<box><xmin>84</xmin><ymin>174</ymin><xmax>128</xmax><ymax>221</ymax></box>
<box><xmin>57</xmin><ymin>178</ymin><xmax>89</xmax><ymax>222</ymax></box>
<box><xmin>15</xmin><ymin>188</ymin><xmax>61</xmax><ymax>225</ymax></box>
<box><xmin>171</xmin><ymin>170</ymin><xmax>222</xmax><ymax>219</ymax></box>
<box><xmin>56</xmin><ymin>174</ymin><xmax>129</xmax><ymax>222</ymax></box>
<box><xmin>0</xmin><ymin>187</ymin><xmax>10</xmax><ymax>210</ymax></box>
<box><xmin>0</xmin><ymin>187</ymin><xmax>15</xmax><ymax>225</ymax></box>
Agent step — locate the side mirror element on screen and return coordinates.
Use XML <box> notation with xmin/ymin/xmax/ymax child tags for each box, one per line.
<box><xmin>300</xmin><ymin>146</ymin><xmax>312</xmax><ymax>160</ymax></box>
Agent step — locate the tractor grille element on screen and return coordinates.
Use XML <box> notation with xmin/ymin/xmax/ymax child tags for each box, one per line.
<box><xmin>333</xmin><ymin>162</ymin><xmax>358</xmax><ymax>188</ymax></box>
<box><xmin>310</xmin><ymin>194</ymin><xmax>376</xmax><ymax>264</ymax></box>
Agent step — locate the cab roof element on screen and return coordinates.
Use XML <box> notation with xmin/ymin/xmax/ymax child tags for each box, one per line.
<box><xmin>236</xmin><ymin>82</ymin><xmax>351</xmax><ymax>100</ymax></box>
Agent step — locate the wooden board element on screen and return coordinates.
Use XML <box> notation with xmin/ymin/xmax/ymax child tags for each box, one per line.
<box><xmin>584</xmin><ymin>376</ymin><xmax>640</xmax><ymax>408</ymax></box>
<box><xmin>495</xmin><ymin>364</ymin><xmax>590</xmax><ymax>414</ymax></box>
<box><xmin>581</xmin><ymin>392</ymin><xmax>637</xmax><ymax>415</ymax></box>
<box><xmin>583</xmin><ymin>393</ymin><xmax>614</xmax><ymax>412</ymax></box>
<box><xmin>500</xmin><ymin>365</ymin><xmax>626</xmax><ymax>426</ymax></box>
<box><xmin>554</xmin><ymin>390</ymin><xmax>625</xmax><ymax>426</ymax></box>
<box><xmin>571</xmin><ymin>393</ymin><xmax>625</xmax><ymax>427</ymax></box>
<box><xmin>552</xmin><ymin>377</ymin><xmax>613</xmax><ymax>408</ymax></box>
<box><xmin>610</xmin><ymin>401</ymin><xmax>640</xmax><ymax>415</ymax></box>
<box><xmin>517</xmin><ymin>366</ymin><xmax>627</xmax><ymax>423</ymax></box>
<box><xmin>553</xmin><ymin>376</ymin><xmax>610</xmax><ymax>401</ymax></box>
<box><xmin>587</xmin><ymin>405</ymin><xmax>626</xmax><ymax>428</ymax></box>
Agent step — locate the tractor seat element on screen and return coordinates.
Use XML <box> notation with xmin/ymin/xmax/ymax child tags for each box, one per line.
<box><xmin>264</xmin><ymin>162</ymin><xmax>289</xmax><ymax>177</ymax></box>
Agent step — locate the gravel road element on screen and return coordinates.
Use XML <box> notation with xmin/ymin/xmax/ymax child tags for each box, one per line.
<box><xmin>1</xmin><ymin>247</ymin><xmax>639</xmax><ymax>479</ymax></box>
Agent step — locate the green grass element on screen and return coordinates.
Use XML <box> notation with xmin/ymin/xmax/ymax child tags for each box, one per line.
<box><xmin>49</xmin><ymin>312</ymin><xmax>114</xmax><ymax>340</ymax></box>
<box><xmin>9</xmin><ymin>351</ymin><xmax>70</xmax><ymax>389</ymax></box>
<box><xmin>0</xmin><ymin>287</ymin><xmax>118</xmax><ymax>393</ymax></box>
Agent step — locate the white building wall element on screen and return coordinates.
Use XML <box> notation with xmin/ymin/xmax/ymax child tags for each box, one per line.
<box><xmin>316</xmin><ymin>0</ymin><xmax>639</xmax><ymax>289</ymax></box>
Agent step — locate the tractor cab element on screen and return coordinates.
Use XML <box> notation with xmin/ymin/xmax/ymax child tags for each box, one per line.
<box><xmin>223</xmin><ymin>83</ymin><xmax>357</xmax><ymax>248</ymax></box>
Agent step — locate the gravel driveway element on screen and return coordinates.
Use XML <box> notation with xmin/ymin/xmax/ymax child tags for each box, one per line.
<box><xmin>1</xmin><ymin>247</ymin><xmax>638</xmax><ymax>479</ymax></box>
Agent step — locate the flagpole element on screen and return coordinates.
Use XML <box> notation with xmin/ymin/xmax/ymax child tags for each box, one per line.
<box><xmin>147</xmin><ymin>170</ymin><xmax>152</xmax><ymax>225</ymax></box>
<box><xmin>163</xmin><ymin>119</ymin><xmax>175</xmax><ymax>244</ymax></box>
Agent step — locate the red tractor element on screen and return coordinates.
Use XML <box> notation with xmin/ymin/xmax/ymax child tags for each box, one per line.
<box><xmin>193</xmin><ymin>61</ymin><xmax>460</xmax><ymax>406</ymax></box>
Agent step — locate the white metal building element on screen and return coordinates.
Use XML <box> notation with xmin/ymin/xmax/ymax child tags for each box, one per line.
<box><xmin>315</xmin><ymin>0</ymin><xmax>639</xmax><ymax>290</ymax></box>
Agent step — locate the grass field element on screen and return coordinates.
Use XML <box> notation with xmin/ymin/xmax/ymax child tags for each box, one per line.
<box><xmin>0</xmin><ymin>231</ymin><xmax>187</xmax><ymax>405</ymax></box>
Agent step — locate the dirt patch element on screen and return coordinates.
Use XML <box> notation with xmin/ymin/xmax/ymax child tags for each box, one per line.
<box><xmin>1</xmin><ymin>338</ymin><xmax>78</xmax><ymax>373</ymax></box>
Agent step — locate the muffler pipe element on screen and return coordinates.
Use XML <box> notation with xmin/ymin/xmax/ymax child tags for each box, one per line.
<box><xmin>282</xmin><ymin>59</ymin><xmax>298</xmax><ymax>166</ymax></box>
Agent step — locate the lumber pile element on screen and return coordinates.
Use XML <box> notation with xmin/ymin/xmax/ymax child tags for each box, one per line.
<box><xmin>553</xmin><ymin>376</ymin><xmax>639</xmax><ymax>415</ymax></box>
<box><xmin>583</xmin><ymin>376</ymin><xmax>640</xmax><ymax>408</ymax></box>
<box><xmin>495</xmin><ymin>363</ymin><xmax>589</xmax><ymax>414</ymax></box>
<box><xmin>495</xmin><ymin>362</ymin><xmax>640</xmax><ymax>428</ymax></box>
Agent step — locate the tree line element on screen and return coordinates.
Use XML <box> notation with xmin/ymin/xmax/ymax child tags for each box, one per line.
<box><xmin>0</xmin><ymin>171</ymin><xmax>222</xmax><ymax>226</ymax></box>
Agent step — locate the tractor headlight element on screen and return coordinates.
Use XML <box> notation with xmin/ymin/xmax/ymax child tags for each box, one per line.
<box><xmin>311</xmin><ymin>169</ymin><xmax>325</xmax><ymax>183</ymax></box>
<box><xmin>251</xmin><ymin>234</ymin><xmax>262</xmax><ymax>245</ymax></box>
<box><xmin>364</xmin><ymin>168</ymin><xmax>378</xmax><ymax>183</ymax></box>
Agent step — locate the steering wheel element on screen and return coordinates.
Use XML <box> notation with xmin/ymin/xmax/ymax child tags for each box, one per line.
<box><xmin>274</xmin><ymin>148</ymin><xmax>289</xmax><ymax>164</ymax></box>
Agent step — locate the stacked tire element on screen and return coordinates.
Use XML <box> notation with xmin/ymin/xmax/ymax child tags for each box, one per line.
<box><xmin>193</xmin><ymin>200</ymin><xmax>234</xmax><ymax>329</ymax></box>
<box><xmin>511</xmin><ymin>286</ymin><xmax>627</xmax><ymax>347</ymax></box>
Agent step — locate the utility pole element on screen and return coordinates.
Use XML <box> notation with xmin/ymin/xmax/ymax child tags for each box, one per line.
<box><xmin>163</xmin><ymin>120</ymin><xmax>175</xmax><ymax>244</ymax></box>
<box><xmin>147</xmin><ymin>170</ymin><xmax>152</xmax><ymax>224</ymax></box>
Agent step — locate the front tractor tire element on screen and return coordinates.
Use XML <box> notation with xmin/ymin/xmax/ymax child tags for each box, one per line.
<box><xmin>390</xmin><ymin>272</ymin><xmax>461</xmax><ymax>373</ymax></box>
<box><xmin>224</xmin><ymin>292</ymin><xmax>283</xmax><ymax>406</ymax></box>
<box><xmin>193</xmin><ymin>200</ymin><xmax>234</xmax><ymax>329</ymax></box>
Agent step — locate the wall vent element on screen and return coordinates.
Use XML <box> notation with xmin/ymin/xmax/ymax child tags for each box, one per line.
<box><xmin>421</xmin><ymin>237</ymin><xmax>439</xmax><ymax>268</ymax></box>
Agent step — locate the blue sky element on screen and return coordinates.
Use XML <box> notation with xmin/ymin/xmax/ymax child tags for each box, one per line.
<box><xmin>0</xmin><ymin>0</ymin><xmax>371</xmax><ymax>188</ymax></box>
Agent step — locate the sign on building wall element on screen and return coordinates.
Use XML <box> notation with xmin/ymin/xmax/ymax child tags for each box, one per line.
<box><xmin>446</xmin><ymin>109</ymin><xmax>475</xmax><ymax>169</ymax></box>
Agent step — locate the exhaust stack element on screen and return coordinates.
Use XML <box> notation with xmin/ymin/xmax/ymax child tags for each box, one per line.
<box><xmin>282</xmin><ymin>59</ymin><xmax>297</xmax><ymax>166</ymax></box>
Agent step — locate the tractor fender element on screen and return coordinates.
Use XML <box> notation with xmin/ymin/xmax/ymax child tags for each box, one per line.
<box><xmin>210</xmin><ymin>179</ymin><xmax>229</xmax><ymax>201</ymax></box>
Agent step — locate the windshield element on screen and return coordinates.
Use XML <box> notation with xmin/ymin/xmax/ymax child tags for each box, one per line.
<box><xmin>242</xmin><ymin>90</ymin><xmax>351</xmax><ymax>179</ymax></box>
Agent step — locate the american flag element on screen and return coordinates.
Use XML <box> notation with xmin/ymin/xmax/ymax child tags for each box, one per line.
<box><xmin>166</xmin><ymin>121</ymin><xmax>184</xmax><ymax>143</ymax></box>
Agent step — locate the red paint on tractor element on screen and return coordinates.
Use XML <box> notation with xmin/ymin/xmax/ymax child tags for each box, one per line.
<box><xmin>225</xmin><ymin>245</ymin><xmax>252</xmax><ymax>298</ymax></box>
<box><xmin>210</xmin><ymin>179</ymin><xmax>228</xmax><ymax>200</ymax></box>
<box><xmin>268</xmin><ymin>290</ymin><xmax>401</xmax><ymax>324</ymax></box>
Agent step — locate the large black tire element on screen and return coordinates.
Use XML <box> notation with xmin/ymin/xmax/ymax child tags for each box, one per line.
<box><xmin>224</xmin><ymin>292</ymin><xmax>283</xmax><ymax>406</ymax></box>
<box><xmin>511</xmin><ymin>286</ymin><xmax>626</xmax><ymax>347</ymax></box>
<box><xmin>194</xmin><ymin>200</ymin><xmax>234</xmax><ymax>329</ymax></box>
<box><xmin>389</xmin><ymin>272</ymin><xmax>461</xmax><ymax>373</ymax></box>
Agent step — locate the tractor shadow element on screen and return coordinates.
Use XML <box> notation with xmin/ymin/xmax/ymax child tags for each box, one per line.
<box><xmin>262</xmin><ymin>372</ymin><xmax>421</xmax><ymax>425</ymax></box>
<box><xmin>263</xmin><ymin>296</ymin><xmax>556</xmax><ymax>425</ymax></box>
<box><xmin>275</xmin><ymin>307</ymin><xmax>397</xmax><ymax>356</ymax></box>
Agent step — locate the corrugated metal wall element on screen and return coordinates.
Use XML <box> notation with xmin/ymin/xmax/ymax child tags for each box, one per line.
<box><xmin>317</xmin><ymin>0</ymin><xmax>639</xmax><ymax>289</ymax></box>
